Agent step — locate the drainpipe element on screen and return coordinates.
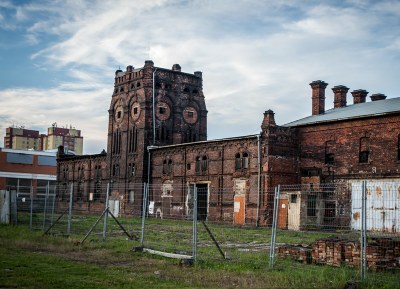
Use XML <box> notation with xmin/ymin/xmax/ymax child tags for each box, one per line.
<box><xmin>256</xmin><ymin>133</ymin><xmax>261</xmax><ymax>227</ymax></box>
<box><xmin>152</xmin><ymin>68</ymin><xmax>158</xmax><ymax>145</ymax></box>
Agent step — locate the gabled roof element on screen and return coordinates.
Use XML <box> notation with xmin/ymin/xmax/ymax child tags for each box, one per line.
<box><xmin>284</xmin><ymin>97</ymin><xmax>400</xmax><ymax>127</ymax></box>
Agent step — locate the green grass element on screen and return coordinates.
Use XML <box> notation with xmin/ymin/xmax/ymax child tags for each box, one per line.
<box><xmin>1</xmin><ymin>225</ymin><xmax>399</xmax><ymax>289</ymax></box>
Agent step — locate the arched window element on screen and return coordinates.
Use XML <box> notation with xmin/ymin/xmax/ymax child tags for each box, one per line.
<box><xmin>168</xmin><ymin>159</ymin><xmax>173</xmax><ymax>175</ymax></box>
<box><xmin>235</xmin><ymin>153</ymin><xmax>241</xmax><ymax>171</ymax></box>
<box><xmin>195</xmin><ymin>156</ymin><xmax>201</xmax><ymax>175</ymax></box>
<box><xmin>242</xmin><ymin>152</ymin><xmax>249</xmax><ymax>170</ymax></box>
<box><xmin>201</xmin><ymin>156</ymin><xmax>208</xmax><ymax>174</ymax></box>
<box><xmin>162</xmin><ymin>160</ymin><xmax>167</xmax><ymax>175</ymax></box>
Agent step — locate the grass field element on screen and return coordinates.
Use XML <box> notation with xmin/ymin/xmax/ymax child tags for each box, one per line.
<box><xmin>1</xmin><ymin>224</ymin><xmax>400</xmax><ymax>289</ymax></box>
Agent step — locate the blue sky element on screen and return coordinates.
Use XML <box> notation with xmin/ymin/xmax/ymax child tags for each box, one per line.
<box><xmin>1</xmin><ymin>0</ymin><xmax>400</xmax><ymax>154</ymax></box>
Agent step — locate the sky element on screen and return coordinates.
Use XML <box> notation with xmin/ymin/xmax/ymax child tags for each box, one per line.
<box><xmin>0</xmin><ymin>0</ymin><xmax>399</xmax><ymax>154</ymax></box>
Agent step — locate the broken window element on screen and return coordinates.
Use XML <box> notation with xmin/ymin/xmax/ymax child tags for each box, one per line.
<box><xmin>235</xmin><ymin>153</ymin><xmax>241</xmax><ymax>171</ymax></box>
<box><xmin>128</xmin><ymin>163</ymin><xmax>135</xmax><ymax>176</ymax></box>
<box><xmin>359</xmin><ymin>137</ymin><xmax>370</xmax><ymax>163</ymax></box>
<box><xmin>242</xmin><ymin>152</ymin><xmax>249</xmax><ymax>170</ymax></box>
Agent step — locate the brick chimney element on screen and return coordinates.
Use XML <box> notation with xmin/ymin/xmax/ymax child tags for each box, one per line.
<box><xmin>261</xmin><ymin>109</ymin><xmax>276</xmax><ymax>131</ymax></box>
<box><xmin>370</xmin><ymin>93</ymin><xmax>387</xmax><ymax>101</ymax></box>
<box><xmin>172</xmin><ymin>64</ymin><xmax>181</xmax><ymax>72</ymax></box>
<box><xmin>332</xmin><ymin>85</ymin><xmax>349</xmax><ymax>108</ymax></box>
<box><xmin>351</xmin><ymin>89</ymin><xmax>368</xmax><ymax>104</ymax></box>
<box><xmin>310</xmin><ymin>80</ymin><xmax>328</xmax><ymax>115</ymax></box>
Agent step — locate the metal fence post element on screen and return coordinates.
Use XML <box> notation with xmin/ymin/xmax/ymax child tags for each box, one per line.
<box><xmin>192</xmin><ymin>185</ymin><xmax>198</xmax><ymax>261</ymax></box>
<box><xmin>103</xmin><ymin>183</ymin><xmax>110</xmax><ymax>241</ymax></box>
<box><xmin>140</xmin><ymin>183</ymin><xmax>148</xmax><ymax>247</ymax></box>
<box><xmin>67</xmin><ymin>182</ymin><xmax>74</xmax><ymax>235</ymax></box>
<box><xmin>50</xmin><ymin>185</ymin><xmax>56</xmax><ymax>226</ymax></box>
<box><xmin>360</xmin><ymin>180</ymin><xmax>367</xmax><ymax>280</ymax></box>
<box><xmin>29</xmin><ymin>185</ymin><xmax>34</xmax><ymax>230</ymax></box>
<box><xmin>42</xmin><ymin>181</ymin><xmax>49</xmax><ymax>231</ymax></box>
<box><xmin>269</xmin><ymin>185</ymin><xmax>280</xmax><ymax>268</ymax></box>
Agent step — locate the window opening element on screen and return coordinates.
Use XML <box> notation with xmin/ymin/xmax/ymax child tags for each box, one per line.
<box><xmin>235</xmin><ymin>153</ymin><xmax>241</xmax><ymax>171</ymax></box>
<box><xmin>359</xmin><ymin>137</ymin><xmax>370</xmax><ymax>163</ymax></box>
<box><xmin>242</xmin><ymin>152</ymin><xmax>249</xmax><ymax>170</ymax></box>
<box><xmin>307</xmin><ymin>194</ymin><xmax>317</xmax><ymax>216</ymax></box>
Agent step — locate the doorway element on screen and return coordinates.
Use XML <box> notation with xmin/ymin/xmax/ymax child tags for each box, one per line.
<box><xmin>196</xmin><ymin>184</ymin><xmax>208</xmax><ymax>220</ymax></box>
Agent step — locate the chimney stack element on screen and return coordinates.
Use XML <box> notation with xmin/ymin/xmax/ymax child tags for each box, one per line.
<box><xmin>370</xmin><ymin>93</ymin><xmax>387</xmax><ymax>101</ymax></box>
<box><xmin>261</xmin><ymin>109</ymin><xmax>276</xmax><ymax>131</ymax></box>
<box><xmin>172</xmin><ymin>64</ymin><xmax>181</xmax><ymax>72</ymax></box>
<box><xmin>310</xmin><ymin>80</ymin><xmax>328</xmax><ymax>115</ymax></box>
<box><xmin>351</xmin><ymin>89</ymin><xmax>368</xmax><ymax>104</ymax></box>
<box><xmin>332</xmin><ymin>85</ymin><xmax>349</xmax><ymax>108</ymax></box>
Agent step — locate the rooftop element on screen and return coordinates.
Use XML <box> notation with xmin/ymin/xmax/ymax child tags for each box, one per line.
<box><xmin>284</xmin><ymin>97</ymin><xmax>400</xmax><ymax>127</ymax></box>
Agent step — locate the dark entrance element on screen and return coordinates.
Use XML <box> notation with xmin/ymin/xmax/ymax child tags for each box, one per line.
<box><xmin>196</xmin><ymin>184</ymin><xmax>208</xmax><ymax>220</ymax></box>
<box><xmin>323</xmin><ymin>201</ymin><xmax>336</xmax><ymax>229</ymax></box>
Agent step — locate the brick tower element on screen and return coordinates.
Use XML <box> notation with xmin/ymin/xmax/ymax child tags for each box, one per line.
<box><xmin>106</xmin><ymin>60</ymin><xmax>207</xmax><ymax>186</ymax></box>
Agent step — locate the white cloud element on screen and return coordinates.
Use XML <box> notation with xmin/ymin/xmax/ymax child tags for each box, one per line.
<box><xmin>1</xmin><ymin>0</ymin><xmax>400</xmax><ymax>154</ymax></box>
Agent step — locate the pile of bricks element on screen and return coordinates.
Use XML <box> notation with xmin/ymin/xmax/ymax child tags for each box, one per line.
<box><xmin>277</xmin><ymin>244</ymin><xmax>312</xmax><ymax>264</ymax></box>
<box><xmin>279</xmin><ymin>237</ymin><xmax>400</xmax><ymax>271</ymax></box>
<box><xmin>312</xmin><ymin>238</ymin><xmax>347</xmax><ymax>267</ymax></box>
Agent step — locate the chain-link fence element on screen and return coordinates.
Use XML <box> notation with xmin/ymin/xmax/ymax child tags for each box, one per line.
<box><xmin>1</xmin><ymin>180</ymin><xmax>399</xmax><ymax>283</ymax></box>
<box><xmin>269</xmin><ymin>181</ymin><xmax>400</xmax><ymax>284</ymax></box>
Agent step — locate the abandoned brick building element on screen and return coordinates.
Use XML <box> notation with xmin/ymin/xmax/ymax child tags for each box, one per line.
<box><xmin>57</xmin><ymin>60</ymin><xmax>400</xmax><ymax>228</ymax></box>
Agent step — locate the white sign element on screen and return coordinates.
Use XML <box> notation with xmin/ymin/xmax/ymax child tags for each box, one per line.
<box><xmin>234</xmin><ymin>201</ymin><xmax>241</xmax><ymax>213</ymax></box>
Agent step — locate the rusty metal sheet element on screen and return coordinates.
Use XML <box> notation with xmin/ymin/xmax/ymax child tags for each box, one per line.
<box><xmin>351</xmin><ymin>180</ymin><xmax>400</xmax><ymax>233</ymax></box>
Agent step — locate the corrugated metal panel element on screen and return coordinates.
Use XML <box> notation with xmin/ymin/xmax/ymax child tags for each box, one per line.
<box><xmin>285</xmin><ymin>97</ymin><xmax>400</xmax><ymax>127</ymax></box>
<box><xmin>351</xmin><ymin>180</ymin><xmax>400</xmax><ymax>233</ymax></box>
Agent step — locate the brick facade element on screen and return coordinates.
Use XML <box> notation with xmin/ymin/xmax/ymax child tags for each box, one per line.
<box><xmin>57</xmin><ymin>60</ymin><xmax>400</xmax><ymax>225</ymax></box>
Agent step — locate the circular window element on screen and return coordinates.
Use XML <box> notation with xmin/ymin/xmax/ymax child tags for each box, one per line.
<box><xmin>155</xmin><ymin>102</ymin><xmax>171</xmax><ymax>121</ymax></box>
<box><xmin>115</xmin><ymin>105</ymin><xmax>124</xmax><ymax>123</ymax></box>
<box><xmin>131</xmin><ymin>102</ymin><xmax>141</xmax><ymax>122</ymax></box>
<box><xmin>183</xmin><ymin>106</ymin><xmax>198</xmax><ymax>124</ymax></box>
